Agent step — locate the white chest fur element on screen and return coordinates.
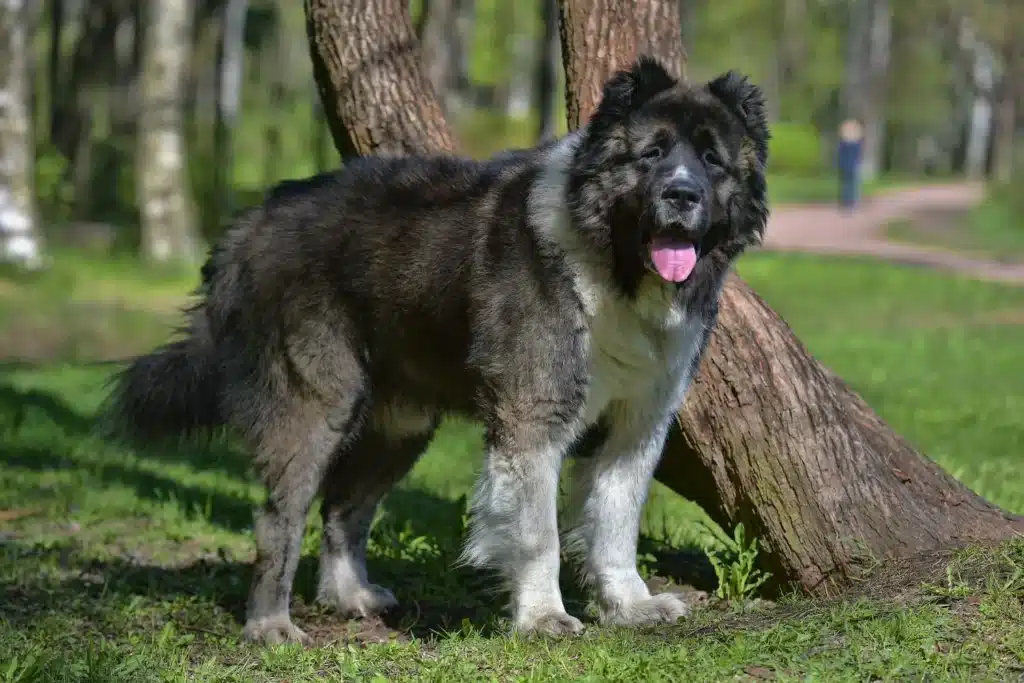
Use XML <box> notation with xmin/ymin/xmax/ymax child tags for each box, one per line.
<box><xmin>581</xmin><ymin>277</ymin><xmax>704</xmax><ymax>426</ymax></box>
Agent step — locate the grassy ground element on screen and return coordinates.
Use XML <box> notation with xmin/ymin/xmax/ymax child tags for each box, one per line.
<box><xmin>2</xmin><ymin>252</ymin><xmax>1024</xmax><ymax>681</ymax></box>
<box><xmin>886</xmin><ymin>193</ymin><xmax>1024</xmax><ymax>264</ymax></box>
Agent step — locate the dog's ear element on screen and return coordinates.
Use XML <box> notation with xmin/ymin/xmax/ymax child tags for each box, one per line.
<box><xmin>708</xmin><ymin>71</ymin><xmax>770</xmax><ymax>166</ymax></box>
<box><xmin>590</xmin><ymin>56</ymin><xmax>678</xmax><ymax>129</ymax></box>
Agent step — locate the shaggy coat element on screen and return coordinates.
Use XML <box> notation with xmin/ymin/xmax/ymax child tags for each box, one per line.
<box><xmin>103</xmin><ymin>56</ymin><xmax>770</xmax><ymax>644</ymax></box>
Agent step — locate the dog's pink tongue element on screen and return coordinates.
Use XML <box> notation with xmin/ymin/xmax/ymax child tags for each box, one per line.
<box><xmin>650</xmin><ymin>241</ymin><xmax>697</xmax><ymax>282</ymax></box>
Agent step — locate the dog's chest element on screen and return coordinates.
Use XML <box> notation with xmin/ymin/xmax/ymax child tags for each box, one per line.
<box><xmin>581</xmin><ymin>289</ymin><xmax>703</xmax><ymax>426</ymax></box>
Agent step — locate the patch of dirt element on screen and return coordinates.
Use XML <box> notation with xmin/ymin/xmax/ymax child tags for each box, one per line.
<box><xmin>887</xmin><ymin>207</ymin><xmax>1024</xmax><ymax>266</ymax></box>
<box><xmin>762</xmin><ymin>182</ymin><xmax>1024</xmax><ymax>285</ymax></box>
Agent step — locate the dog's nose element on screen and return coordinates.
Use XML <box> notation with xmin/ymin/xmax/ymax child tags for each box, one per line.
<box><xmin>661</xmin><ymin>178</ymin><xmax>705</xmax><ymax>211</ymax></box>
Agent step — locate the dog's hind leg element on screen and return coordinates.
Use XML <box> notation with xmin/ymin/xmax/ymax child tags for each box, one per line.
<box><xmin>237</xmin><ymin>334</ymin><xmax>369</xmax><ymax>645</ymax></box>
<box><xmin>316</xmin><ymin>410</ymin><xmax>437</xmax><ymax>618</ymax></box>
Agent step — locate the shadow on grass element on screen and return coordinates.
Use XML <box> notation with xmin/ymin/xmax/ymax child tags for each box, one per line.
<box><xmin>1</xmin><ymin>378</ymin><xmax>717</xmax><ymax>640</ymax></box>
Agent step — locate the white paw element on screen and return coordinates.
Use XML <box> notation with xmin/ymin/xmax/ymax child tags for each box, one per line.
<box><xmin>317</xmin><ymin>582</ymin><xmax>398</xmax><ymax>619</ymax></box>
<box><xmin>600</xmin><ymin>592</ymin><xmax>691</xmax><ymax>627</ymax></box>
<box><xmin>242</xmin><ymin>615</ymin><xmax>310</xmax><ymax>645</ymax></box>
<box><xmin>515</xmin><ymin>610</ymin><xmax>586</xmax><ymax>637</ymax></box>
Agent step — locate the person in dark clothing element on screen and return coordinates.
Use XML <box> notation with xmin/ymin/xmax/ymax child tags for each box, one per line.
<box><xmin>837</xmin><ymin>118</ymin><xmax>864</xmax><ymax>212</ymax></box>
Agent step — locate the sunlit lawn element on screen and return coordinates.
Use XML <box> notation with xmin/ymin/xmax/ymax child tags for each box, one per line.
<box><xmin>2</xmin><ymin>250</ymin><xmax>1023</xmax><ymax>681</ymax></box>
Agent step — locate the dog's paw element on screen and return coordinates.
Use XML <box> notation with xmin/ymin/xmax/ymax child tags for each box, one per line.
<box><xmin>600</xmin><ymin>592</ymin><xmax>691</xmax><ymax>627</ymax></box>
<box><xmin>515</xmin><ymin>610</ymin><xmax>586</xmax><ymax>637</ymax></box>
<box><xmin>242</xmin><ymin>615</ymin><xmax>309</xmax><ymax>646</ymax></box>
<box><xmin>317</xmin><ymin>582</ymin><xmax>398</xmax><ymax>619</ymax></box>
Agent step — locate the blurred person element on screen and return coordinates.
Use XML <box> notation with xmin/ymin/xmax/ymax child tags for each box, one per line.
<box><xmin>837</xmin><ymin>118</ymin><xmax>864</xmax><ymax>212</ymax></box>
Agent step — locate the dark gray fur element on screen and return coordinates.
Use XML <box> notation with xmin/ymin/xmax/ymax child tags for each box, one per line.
<box><xmin>102</xmin><ymin>57</ymin><xmax>770</xmax><ymax>643</ymax></box>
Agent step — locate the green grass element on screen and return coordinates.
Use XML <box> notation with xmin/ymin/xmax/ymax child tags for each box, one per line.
<box><xmin>2</xmin><ymin>252</ymin><xmax>1024</xmax><ymax>680</ymax></box>
<box><xmin>886</xmin><ymin>194</ymin><xmax>1024</xmax><ymax>263</ymax></box>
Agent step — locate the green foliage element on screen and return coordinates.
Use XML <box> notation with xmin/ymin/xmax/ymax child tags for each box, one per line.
<box><xmin>704</xmin><ymin>523</ymin><xmax>772</xmax><ymax>601</ymax></box>
<box><xmin>767</xmin><ymin>122</ymin><xmax>825</xmax><ymax>175</ymax></box>
<box><xmin>33</xmin><ymin>142</ymin><xmax>75</xmax><ymax>225</ymax></box>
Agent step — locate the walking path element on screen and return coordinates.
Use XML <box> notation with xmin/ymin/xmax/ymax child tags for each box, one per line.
<box><xmin>760</xmin><ymin>182</ymin><xmax>1024</xmax><ymax>285</ymax></box>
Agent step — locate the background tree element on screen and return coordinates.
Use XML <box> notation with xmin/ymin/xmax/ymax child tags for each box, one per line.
<box><xmin>137</xmin><ymin>0</ymin><xmax>201</xmax><ymax>264</ymax></box>
<box><xmin>0</xmin><ymin>0</ymin><xmax>43</xmax><ymax>268</ymax></box>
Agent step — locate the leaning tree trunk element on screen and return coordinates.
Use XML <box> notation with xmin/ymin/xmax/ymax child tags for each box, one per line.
<box><xmin>305</xmin><ymin>0</ymin><xmax>457</xmax><ymax>158</ymax></box>
<box><xmin>137</xmin><ymin>0</ymin><xmax>200</xmax><ymax>264</ymax></box>
<box><xmin>556</xmin><ymin>0</ymin><xmax>1024</xmax><ymax>595</ymax></box>
<box><xmin>0</xmin><ymin>0</ymin><xmax>43</xmax><ymax>269</ymax></box>
<box><xmin>305</xmin><ymin>0</ymin><xmax>1024</xmax><ymax>598</ymax></box>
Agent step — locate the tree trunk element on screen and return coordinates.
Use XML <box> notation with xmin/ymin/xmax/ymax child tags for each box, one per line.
<box><xmin>262</xmin><ymin>4</ymin><xmax>287</xmax><ymax>187</ymax></box>
<box><xmin>777</xmin><ymin>0</ymin><xmax>806</xmax><ymax>100</ymax></box>
<box><xmin>137</xmin><ymin>0</ymin><xmax>200</xmax><ymax>264</ymax></box>
<box><xmin>212</xmin><ymin>0</ymin><xmax>248</xmax><ymax>226</ymax></box>
<box><xmin>0</xmin><ymin>0</ymin><xmax>44</xmax><ymax>268</ymax></box>
<box><xmin>305</xmin><ymin>0</ymin><xmax>1024</xmax><ymax>598</ymax></box>
<box><xmin>535</xmin><ymin>0</ymin><xmax>560</xmax><ymax>143</ymax></box>
<box><xmin>558</xmin><ymin>0</ymin><xmax>1024</xmax><ymax>596</ymax></box>
<box><xmin>419</xmin><ymin>0</ymin><xmax>467</xmax><ymax>118</ymax></box>
<box><xmin>990</xmin><ymin>82</ymin><xmax>1016</xmax><ymax>184</ymax></box>
<box><xmin>558</xmin><ymin>0</ymin><xmax>685</xmax><ymax>125</ymax></box>
<box><xmin>305</xmin><ymin>0</ymin><xmax>457</xmax><ymax>159</ymax></box>
<box><xmin>842</xmin><ymin>0</ymin><xmax>890</xmax><ymax>182</ymax></box>
<box><xmin>990</xmin><ymin>29</ymin><xmax>1021</xmax><ymax>185</ymax></box>
<box><xmin>311</xmin><ymin>87</ymin><xmax>332</xmax><ymax>173</ymax></box>
<box><xmin>47</xmin><ymin>0</ymin><xmax>64</xmax><ymax>138</ymax></box>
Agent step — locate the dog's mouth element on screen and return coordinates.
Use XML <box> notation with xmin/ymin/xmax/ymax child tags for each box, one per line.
<box><xmin>647</xmin><ymin>237</ymin><xmax>699</xmax><ymax>283</ymax></box>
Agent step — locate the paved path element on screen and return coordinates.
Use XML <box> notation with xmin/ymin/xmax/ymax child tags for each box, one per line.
<box><xmin>760</xmin><ymin>182</ymin><xmax>1024</xmax><ymax>285</ymax></box>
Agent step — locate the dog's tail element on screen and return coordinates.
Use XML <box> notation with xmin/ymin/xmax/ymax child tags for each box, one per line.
<box><xmin>99</xmin><ymin>307</ymin><xmax>224</xmax><ymax>445</ymax></box>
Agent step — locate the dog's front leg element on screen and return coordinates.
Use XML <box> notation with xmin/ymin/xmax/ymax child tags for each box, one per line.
<box><xmin>460</xmin><ymin>423</ymin><xmax>583</xmax><ymax>636</ymax></box>
<box><xmin>566</xmin><ymin>406</ymin><xmax>691</xmax><ymax>627</ymax></box>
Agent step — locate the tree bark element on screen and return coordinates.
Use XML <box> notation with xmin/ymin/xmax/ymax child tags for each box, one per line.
<box><xmin>305</xmin><ymin>0</ymin><xmax>1024</xmax><ymax>598</ymax></box>
<box><xmin>137</xmin><ymin>0</ymin><xmax>200</xmax><ymax>263</ymax></box>
<box><xmin>535</xmin><ymin>0</ymin><xmax>561</xmax><ymax>143</ymax></box>
<box><xmin>419</xmin><ymin>0</ymin><xmax>470</xmax><ymax>118</ymax></box>
<box><xmin>0</xmin><ymin>0</ymin><xmax>44</xmax><ymax>268</ymax></box>
<box><xmin>262</xmin><ymin>3</ymin><xmax>287</xmax><ymax>186</ymax></box>
<box><xmin>212</xmin><ymin>0</ymin><xmax>248</xmax><ymax>226</ymax></box>
<box><xmin>47</xmin><ymin>0</ymin><xmax>64</xmax><ymax>138</ymax></box>
<box><xmin>990</xmin><ymin>82</ymin><xmax>1016</xmax><ymax>184</ymax></box>
<box><xmin>558</xmin><ymin>0</ymin><xmax>685</xmax><ymax>124</ymax></box>
<box><xmin>990</xmin><ymin>26</ymin><xmax>1021</xmax><ymax>185</ymax></box>
<box><xmin>842</xmin><ymin>0</ymin><xmax>890</xmax><ymax>182</ymax></box>
<box><xmin>305</xmin><ymin>0</ymin><xmax>457</xmax><ymax>159</ymax></box>
<box><xmin>961</xmin><ymin>22</ymin><xmax>996</xmax><ymax>181</ymax></box>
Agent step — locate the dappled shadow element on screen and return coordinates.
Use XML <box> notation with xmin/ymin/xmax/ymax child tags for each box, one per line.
<box><xmin>2</xmin><ymin>377</ymin><xmax>717</xmax><ymax>640</ymax></box>
<box><xmin>0</xmin><ymin>526</ymin><xmax>715</xmax><ymax>645</ymax></box>
<box><xmin>1</xmin><ymin>376</ymin><xmax>254</xmax><ymax>483</ymax></box>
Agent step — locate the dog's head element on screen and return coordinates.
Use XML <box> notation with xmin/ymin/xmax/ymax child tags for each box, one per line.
<box><xmin>566</xmin><ymin>56</ymin><xmax>770</xmax><ymax>288</ymax></box>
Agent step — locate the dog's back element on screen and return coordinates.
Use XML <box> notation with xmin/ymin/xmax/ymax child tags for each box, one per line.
<box><xmin>103</xmin><ymin>146</ymin><xmax>565</xmax><ymax>444</ymax></box>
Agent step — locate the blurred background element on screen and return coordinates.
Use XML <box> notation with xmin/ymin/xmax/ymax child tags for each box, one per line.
<box><xmin>0</xmin><ymin>0</ymin><xmax>1020</xmax><ymax>274</ymax></box>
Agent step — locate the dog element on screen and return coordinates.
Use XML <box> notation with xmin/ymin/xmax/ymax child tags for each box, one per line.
<box><xmin>102</xmin><ymin>56</ymin><xmax>769</xmax><ymax>645</ymax></box>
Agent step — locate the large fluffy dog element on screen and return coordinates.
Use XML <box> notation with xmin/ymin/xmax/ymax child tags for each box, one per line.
<box><xmin>104</xmin><ymin>57</ymin><xmax>769</xmax><ymax>645</ymax></box>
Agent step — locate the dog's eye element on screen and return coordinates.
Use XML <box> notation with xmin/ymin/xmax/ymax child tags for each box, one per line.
<box><xmin>702</xmin><ymin>149</ymin><xmax>723</xmax><ymax>168</ymax></box>
<box><xmin>640</xmin><ymin>146</ymin><xmax>664</xmax><ymax>162</ymax></box>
